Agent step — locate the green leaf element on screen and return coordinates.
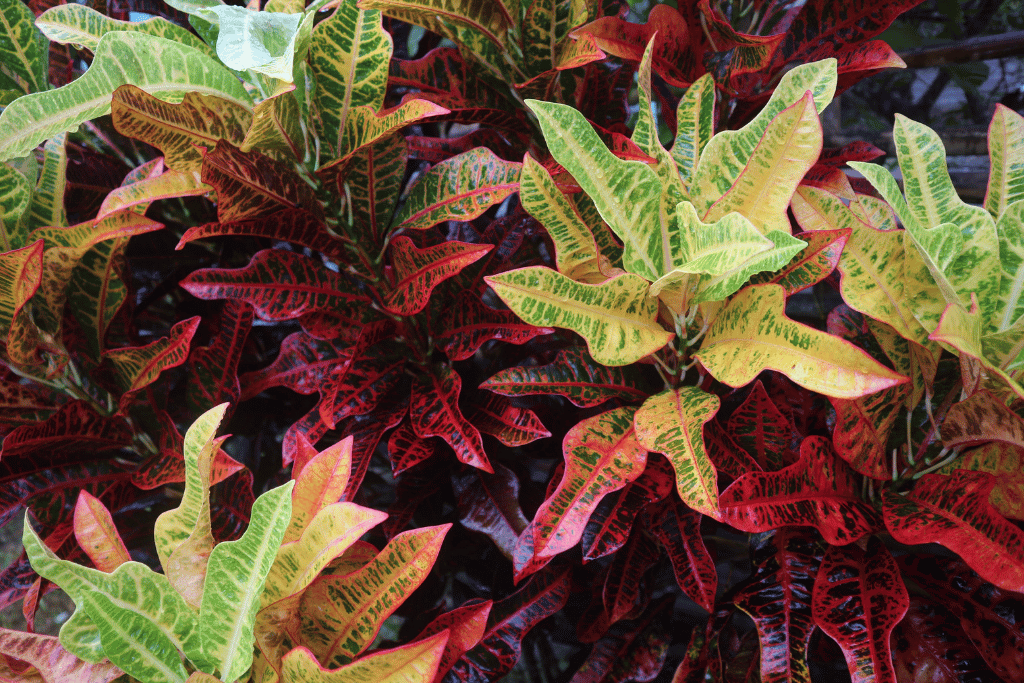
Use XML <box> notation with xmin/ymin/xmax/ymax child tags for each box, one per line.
<box><xmin>985</xmin><ymin>104</ymin><xmax>1024</xmax><ymax>220</ymax></box>
<box><xmin>520</xmin><ymin>0</ymin><xmax>589</xmax><ymax>75</ymax></box>
<box><xmin>26</xmin><ymin>133</ymin><xmax>68</xmax><ymax>232</ymax></box>
<box><xmin>281</xmin><ymin>630</ymin><xmax>448</xmax><ymax>683</ymax></box>
<box><xmin>695</xmin><ymin>284</ymin><xmax>909</xmax><ymax>399</ymax></box>
<box><xmin>526</xmin><ymin>98</ymin><xmax>663</xmax><ymax>281</ymax></box>
<box><xmin>199</xmin><ymin>480</ymin><xmax>293</xmax><ymax>683</ymax></box>
<box><xmin>0</xmin><ymin>32</ymin><xmax>252</xmax><ymax>162</ymax></box>
<box><xmin>360</xmin><ymin>0</ymin><xmax>514</xmax><ymax>53</ymax></box>
<box><xmin>693</xmin><ymin>229</ymin><xmax>807</xmax><ymax>304</ymax></box>
<box><xmin>995</xmin><ymin>200</ymin><xmax>1024</xmax><ymax>331</ymax></box>
<box><xmin>0</xmin><ymin>238</ymin><xmax>41</xmax><ymax>339</ymax></box>
<box><xmin>35</xmin><ymin>3</ymin><xmax>217</xmax><ymax>59</ymax></box>
<box><xmin>309</xmin><ymin>1</ymin><xmax>391</xmax><ymax>158</ymax></box>
<box><xmin>486</xmin><ymin>267</ymin><xmax>672</xmax><ymax>366</ymax></box>
<box><xmin>390</xmin><ymin>147</ymin><xmax>521</xmax><ymax>232</ymax></box>
<box><xmin>671</xmin><ymin>73</ymin><xmax>715</xmax><ymax>195</ymax></box>
<box><xmin>199</xmin><ymin>5</ymin><xmax>303</xmax><ymax>81</ymax></box>
<box><xmin>0</xmin><ymin>0</ymin><xmax>48</xmax><ymax>94</ymax></box>
<box><xmin>634</xmin><ymin>387</ymin><xmax>720</xmax><ymax>517</ymax></box>
<box><xmin>0</xmin><ymin>161</ymin><xmax>31</xmax><ymax>250</ymax></box>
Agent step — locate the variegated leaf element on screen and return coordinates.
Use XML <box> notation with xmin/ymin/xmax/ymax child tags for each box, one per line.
<box><xmin>201</xmin><ymin>141</ymin><xmax>317</xmax><ymax>223</ymax></box>
<box><xmin>0</xmin><ymin>0</ymin><xmax>47</xmax><ymax>95</ymax></box>
<box><xmin>280</xmin><ymin>631</ymin><xmax>448</xmax><ymax>683</ymax></box>
<box><xmin>241</xmin><ymin>90</ymin><xmax>305</xmax><ymax>162</ymax></box>
<box><xmin>883</xmin><ymin>470</ymin><xmax>1024</xmax><ymax>592</ymax></box>
<box><xmin>671</xmin><ymin>74</ymin><xmax>715</xmax><ymax>194</ymax></box>
<box><xmin>199</xmin><ymin>481</ymin><xmax>293</xmax><ymax>683</ymax></box>
<box><xmin>300</xmin><ymin>524</ymin><xmax>450</xmax><ymax>666</ymax></box>
<box><xmin>937</xmin><ymin>442</ymin><xmax>1024</xmax><ymax>521</ymax></box>
<box><xmin>530</xmin><ymin>406</ymin><xmax>646</xmax><ymax>560</ymax></box>
<box><xmin>341</xmin><ymin>132</ymin><xmax>406</xmax><ymax>245</ymax></box>
<box><xmin>73</xmin><ymin>491</ymin><xmax>130</xmax><ymax>573</ymax></box>
<box><xmin>435</xmin><ymin>291</ymin><xmax>551</xmax><ymax>362</ymax></box>
<box><xmin>994</xmin><ymin>200</ymin><xmax>1024</xmax><ymax>331</ymax></box>
<box><xmin>95</xmin><ymin>168</ymin><xmax>210</xmax><ymax>224</ymax></box>
<box><xmin>410</xmin><ymin>363</ymin><xmax>491</xmax><ymax>472</ymax></box>
<box><xmin>0</xmin><ymin>628</ymin><xmax>121</xmax><ymax>683</ymax></box>
<box><xmin>0</xmin><ymin>161</ymin><xmax>31</xmax><ymax>251</ymax></box>
<box><xmin>360</xmin><ymin>0</ymin><xmax>514</xmax><ymax>53</ymax></box>
<box><xmin>0</xmin><ymin>239</ymin><xmax>42</xmax><ymax>339</ymax></box>
<box><xmin>465</xmin><ymin>393</ymin><xmax>550</xmax><ymax>447</ymax></box>
<box><xmin>930</xmin><ymin>299</ymin><xmax>1024</xmax><ymax>401</ymax></box>
<box><xmin>646</xmin><ymin>497</ymin><xmax>716</xmax><ymax>613</ymax></box>
<box><xmin>390</xmin><ymin>147</ymin><xmax>521</xmax><ymax>232</ymax></box>
<box><xmin>67</xmin><ymin>237</ymin><xmax>129</xmax><ymax>361</ymax></box>
<box><xmin>634</xmin><ymin>387</ymin><xmax>720</xmax><ymax>516</ymax></box>
<box><xmin>337</xmin><ymin>99</ymin><xmax>448</xmax><ymax>159</ymax></box>
<box><xmin>985</xmin><ymin>104</ymin><xmax>1024</xmax><ymax>220</ymax></box>
<box><xmin>0</xmin><ymin>32</ymin><xmax>251</xmax><ymax>163</ymax></box>
<box><xmin>284</xmin><ymin>436</ymin><xmax>352</xmax><ymax>543</ymax></box>
<box><xmin>27</xmin><ymin>134</ymin><xmax>68</xmax><ymax>233</ymax></box>
<box><xmin>383</xmin><ymin>237</ymin><xmax>491</xmax><ymax>315</ymax></box>
<box><xmin>486</xmin><ymin>267</ymin><xmax>671</xmax><ymax>366</ymax></box>
<box><xmin>695</xmin><ymin>284</ymin><xmax>908</xmax><ymax>398</ymax></box>
<box><xmin>102</xmin><ymin>316</ymin><xmax>200</xmax><ymax>396</ymax></box>
<box><xmin>413</xmin><ymin>600</ymin><xmax>490</xmax><ymax>683</ymax></box>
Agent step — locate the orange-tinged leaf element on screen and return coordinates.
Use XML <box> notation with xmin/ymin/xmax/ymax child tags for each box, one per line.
<box><xmin>720</xmin><ymin>436</ymin><xmax>880</xmax><ymax>545</ymax></box>
<box><xmin>338</xmin><ymin>99</ymin><xmax>448</xmax><ymax>160</ymax></box>
<box><xmin>0</xmin><ymin>239</ymin><xmax>42</xmax><ymax>338</ymax></box>
<box><xmin>110</xmin><ymin>84</ymin><xmax>252</xmax><ymax>175</ymax></box>
<box><xmin>280</xmin><ymin>631</ymin><xmax>448</xmax><ymax>683</ymax></box>
<box><xmin>102</xmin><ymin>316</ymin><xmax>200</xmax><ymax>396</ymax></box>
<box><xmin>285</xmin><ymin>436</ymin><xmax>354</xmax><ymax>543</ymax></box>
<box><xmin>0</xmin><ymin>627</ymin><xmax>121</xmax><ymax>683</ymax></box>
<box><xmin>390</xmin><ymin>148</ymin><xmax>521</xmax><ymax>232</ymax></box>
<box><xmin>695</xmin><ymin>284</ymin><xmax>908</xmax><ymax>399</ymax></box>
<box><xmin>937</xmin><ymin>441</ymin><xmax>1024</xmax><ymax>520</ymax></box>
<box><xmin>383</xmin><ymin>237</ymin><xmax>491</xmax><ymax>315</ymax></box>
<box><xmin>634</xmin><ymin>387</ymin><xmax>720</xmax><ymax>517</ymax></box>
<box><xmin>412</xmin><ymin>600</ymin><xmax>491</xmax><ymax>683</ymax></box>
<box><xmin>94</xmin><ymin>168</ymin><xmax>210</xmax><ymax>224</ymax></box>
<box><xmin>883</xmin><ymin>470</ymin><xmax>1024</xmax><ymax>592</ymax></box>
<box><xmin>300</xmin><ymin>524</ymin><xmax>451</xmax><ymax>666</ymax></box>
<box><xmin>73</xmin><ymin>491</ymin><xmax>130</xmax><ymax>573</ymax></box>
<box><xmin>931</xmin><ymin>298</ymin><xmax>1024</xmax><ymax>401</ymax></box>
<box><xmin>531</xmin><ymin>406</ymin><xmax>646</xmax><ymax>560</ymax></box>
<box><xmin>941</xmin><ymin>389</ymin><xmax>1024</xmax><ymax>451</ymax></box>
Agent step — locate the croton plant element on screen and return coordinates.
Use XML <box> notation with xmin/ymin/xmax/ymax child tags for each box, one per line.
<box><xmin>1</xmin><ymin>0</ymin><xmax>1023</xmax><ymax>680</ymax></box>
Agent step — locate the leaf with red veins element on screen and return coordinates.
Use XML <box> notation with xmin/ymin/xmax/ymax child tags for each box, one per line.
<box><xmin>582</xmin><ymin>454</ymin><xmax>674</xmax><ymax>562</ymax></box>
<box><xmin>72</xmin><ymin>490</ymin><xmax>130</xmax><ymax>572</ymax></box>
<box><xmin>180</xmin><ymin>249</ymin><xmax>371</xmax><ymax>324</ymax></box>
<box><xmin>240</xmin><ymin>331</ymin><xmax>348</xmax><ymax>400</ymax></box>
<box><xmin>725</xmin><ymin>380</ymin><xmax>795</xmax><ymax>471</ymax></box>
<box><xmin>602</xmin><ymin>527</ymin><xmax>659</xmax><ymax>624</ymax></box>
<box><xmin>411</xmin><ymin>364</ymin><xmax>491</xmax><ymax>472</ymax></box>
<box><xmin>569</xmin><ymin>597</ymin><xmax>672</xmax><ymax>683</ymax></box>
<box><xmin>103</xmin><ymin>316</ymin><xmax>199</xmax><ymax>397</ymax></box>
<box><xmin>749</xmin><ymin>229</ymin><xmax>850</xmax><ymax>296</ymax></box>
<box><xmin>318</xmin><ymin>321</ymin><xmax>398</xmax><ymax>425</ymax></box>
<box><xmin>531</xmin><ymin>407</ymin><xmax>647</xmax><ymax>560</ymax></box>
<box><xmin>435</xmin><ymin>291</ymin><xmax>551</xmax><ymax>362</ymax></box>
<box><xmin>941</xmin><ymin>390</ymin><xmax>1024</xmax><ymax>450</ymax></box>
<box><xmin>734</xmin><ymin>529</ymin><xmax>824</xmax><ymax>683</ymax></box>
<box><xmin>884</xmin><ymin>471</ymin><xmax>1024</xmax><ymax>593</ymax></box>
<box><xmin>812</xmin><ymin>538</ymin><xmax>908</xmax><ymax>683</ymax></box>
<box><xmin>388</xmin><ymin>419</ymin><xmax>440</xmax><ymax>476</ymax></box>
<box><xmin>453</xmin><ymin>463</ymin><xmax>530</xmax><ymax>561</ymax></box>
<box><xmin>705</xmin><ymin>418</ymin><xmax>763</xmax><ymax>480</ymax></box>
<box><xmin>465</xmin><ymin>393</ymin><xmax>550</xmax><ymax>447</ymax></box>
<box><xmin>891</xmin><ymin>597</ymin><xmax>1001</xmax><ymax>683</ymax></box>
<box><xmin>720</xmin><ymin>435</ymin><xmax>880</xmax><ymax>545</ymax></box>
<box><xmin>186</xmin><ymin>300</ymin><xmax>252</xmax><ymax>414</ymax></box>
<box><xmin>177</xmin><ymin>208</ymin><xmax>347</xmax><ymax>261</ymax></box>
<box><xmin>829</xmin><ymin>383</ymin><xmax>909</xmax><ymax>480</ymax></box>
<box><xmin>413</xmin><ymin>599</ymin><xmax>492</xmax><ymax>683</ymax></box>
<box><xmin>0</xmin><ymin>401</ymin><xmax>130</xmax><ymax>458</ymax></box>
<box><xmin>645</xmin><ymin>497</ymin><xmax>717</xmax><ymax>613</ymax></box>
<box><xmin>383</xmin><ymin>237</ymin><xmax>492</xmax><ymax>315</ymax></box>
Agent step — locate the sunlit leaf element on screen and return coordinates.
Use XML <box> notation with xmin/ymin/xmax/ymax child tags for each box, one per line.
<box><xmin>985</xmin><ymin>103</ymin><xmax>1024</xmax><ymax>220</ymax></box>
<box><xmin>280</xmin><ymin>631</ymin><xmax>448</xmax><ymax>683</ymax></box>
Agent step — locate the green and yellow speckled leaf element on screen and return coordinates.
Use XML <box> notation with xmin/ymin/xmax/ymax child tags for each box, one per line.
<box><xmin>985</xmin><ymin>104</ymin><xmax>1024</xmax><ymax>220</ymax></box>
<box><xmin>299</xmin><ymin>524</ymin><xmax>450</xmax><ymax>666</ymax></box>
<box><xmin>671</xmin><ymin>74</ymin><xmax>715</xmax><ymax>195</ymax></box>
<box><xmin>342</xmin><ymin>132</ymin><xmax>406</xmax><ymax>245</ymax></box>
<box><xmin>695</xmin><ymin>284</ymin><xmax>908</xmax><ymax>398</ymax></box>
<box><xmin>693</xmin><ymin>230</ymin><xmax>806</xmax><ymax>304</ymax></box>
<box><xmin>702</xmin><ymin>92</ymin><xmax>822</xmax><ymax>235</ymax></box>
<box><xmin>309</xmin><ymin>2</ymin><xmax>390</xmax><ymax>158</ymax></box>
<box><xmin>632</xmin><ymin>38</ymin><xmax>686</xmax><ymax>212</ymax></box>
<box><xmin>931</xmin><ymin>299</ymin><xmax>1024</xmax><ymax>401</ymax></box>
<box><xmin>111</xmin><ymin>85</ymin><xmax>253</xmax><ymax>176</ymax></box>
<box><xmin>519</xmin><ymin>153</ymin><xmax>603</xmax><ymax>281</ymax></box>
<box><xmin>691</xmin><ymin>60</ymin><xmax>835</xmax><ymax>224</ymax></box>
<box><xmin>261</xmin><ymin>502</ymin><xmax>387</xmax><ymax>607</ymax></box>
<box><xmin>526</xmin><ymin>99</ymin><xmax>663</xmax><ymax>281</ymax></box>
<box><xmin>521</xmin><ymin>0</ymin><xmax>589</xmax><ymax>76</ymax></box>
<box><xmin>0</xmin><ymin>32</ymin><xmax>251</xmax><ymax>162</ymax></box>
<box><xmin>529</xmin><ymin>407</ymin><xmax>646</xmax><ymax>559</ymax></box>
<box><xmin>103</xmin><ymin>316</ymin><xmax>200</xmax><ymax>396</ymax></box>
<box><xmin>0</xmin><ymin>239</ymin><xmax>42</xmax><ymax>339</ymax></box>
<box><xmin>486</xmin><ymin>267</ymin><xmax>671</xmax><ymax>366</ymax></box>
<box><xmin>995</xmin><ymin>201</ymin><xmax>1024</xmax><ymax>331</ymax></box>
<box><xmin>199</xmin><ymin>480</ymin><xmax>293</xmax><ymax>683</ymax></box>
<box><xmin>280</xmin><ymin>630</ymin><xmax>448</xmax><ymax>683</ymax></box>
<box><xmin>35</xmin><ymin>3</ymin><xmax>217</xmax><ymax>59</ymax></box>
<box><xmin>0</xmin><ymin>162</ymin><xmax>31</xmax><ymax>250</ymax></box>
<box><xmin>27</xmin><ymin>134</ymin><xmax>68</xmax><ymax>232</ymax></box>
<box><xmin>23</xmin><ymin>519</ymin><xmax>203</xmax><ymax>683</ymax></box>
<box><xmin>0</xmin><ymin>0</ymin><xmax>48</xmax><ymax>95</ymax></box>
<box><xmin>339</xmin><ymin>99</ymin><xmax>447</xmax><ymax>159</ymax></box>
<box><xmin>95</xmin><ymin>168</ymin><xmax>211</xmax><ymax>224</ymax></box>
<box><xmin>634</xmin><ymin>387</ymin><xmax>720</xmax><ymax>517</ymax></box>
<box><xmin>390</xmin><ymin>147</ymin><xmax>521</xmax><ymax>232</ymax></box>
<box><xmin>360</xmin><ymin>0</ymin><xmax>514</xmax><ymax>53</ymax></box>
<box><xmin>241</xmin><ymin>91</ymin><xmax>305</xmax><ymax>162</ymax></box>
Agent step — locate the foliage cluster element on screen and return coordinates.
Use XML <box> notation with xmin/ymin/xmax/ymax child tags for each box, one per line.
<box><xmin>1</xmin><ymin>0</ymin><xmax>1024</xmax><ymax>681</ymax></box>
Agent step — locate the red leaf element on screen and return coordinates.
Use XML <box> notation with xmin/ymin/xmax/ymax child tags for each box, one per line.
<box><xmin>185</xmin><ymin>301</ymin><xmax>253</xmax><ymax>414</ymax></box>
<box><xmin>602</xmin><ymin>527</ymin><xmax>659</xmax><ymax>624</ymax></box>
<box><xmin>201</xmin><ymin>140</ymin><xmax>319</xmax><ymax>222</ymax></box>
<box><xmin>891</xmin><ymin>597</ymin><xmax>999</xmax><ymax>683</ymax></box>
<box><xmin>830</xmin><ymin>384</ymin><xmax>908</xmax><ymax>480</ymax></box>
<box><xmin>435</xmin><ymin>291</ymin><xmax>551</xmax><ymax>362</ymax></box>
<box><xmin>0</xmin><ymin>401</ymin><xmax>130</xmax><ymax>458</ymax></box>
<box><xmin>180</xmin><ymin>249</ymin><xmax>371</xmax><ymax>324</ymax></box>
<box><xmin>452</xmin><ymin>463</ymin><xmax>530</xmax><ymax>560</ymax></box>
<box><xmin>733</xmin><ymin>529</ymin><xmax>824</xmax><ymax>683</ymax></box>
<box><xmin>406</xmin><ymin>130</ymin><xmax>516</xmax><ymax>163</ymax></box>
<box><xmin>240</xmin><ymin>331</ymin><xmax>347</xmax><ymax>400</ymax></box>
<box><xmin>900</xmin><ymin>554</ymin><xmax>1024</xmax><ymax>682</ymax></box>
<box><xmin>749</xmin><ymin>230</ymin><xmax>850</xmax><ymax>296</ymax></box>
<box><xmin>480</xmin><ymin>346</ymin><xmax>650</xmax><ymax>407</ymax></box>
<box><xmin>388</xmin><ymin>419</ymin><xmax>440</xmax><ymax>476</ymax></box>
<box><xmin>942</xmin><ymin>390</ymin><xmax>1024</xmax><ymax>450</ymax></box>
<box><xmin>413</xmin><ymin>599</ymin><xmax>492</xmax><ymax>683</ymax></box>
<box><xmin>465</xmin><ymin>393</ymin><xmax>550</xmax><ymax>447</ymax></box>
<box><xmin>704</xmin><ymin>418</ymin><xmax>763</xmax><ymax>480</ymax></box>
<box><xmin>811</xmin><ymin>538</ymin><xmax>907</xmax><ymax>683</ymax></box>
<box><xmin>383</xmin><ymin>237</ymin><xmax>491</xmax><ymax>315</ymax></box>
<box><xmin>102</xmin><ymin>316</ymin><xmax>199</xmax><ymax>398</ymax></box>
<box><xmin>411</xmin><ymin>363</ymin><xmax>491</xmax><ymax>472</ymax></box>
<box><xmin>725</xmin><ymin>380</ymin><xmax>796</xmax><ymax>471</ymax></box>
<box><xmin>581</xmin><ymin>455</ymin><xmax>674</xmax><ymax>562</ymax></box>
<box><xmin>73</xmin><ymin>490</ymin><xmax>131</xmax><ymax>572</ymax></box>
<box><xmin>719</xmin><ymin>435</ymin><xmax>880</xmax><ymax>545</ymax></box>
<box><xmin>568</xmin><ymin>597</ymin><xmax>672</xmax><ymax>683</ymax></box>
<box><xmin>0</xmin><ymin>629</ymin><xmax>122</xmax><ymax>683</ymax></box>
<box><xmin>883</xmin><ymin>471</ymin><xmax>1024</xmax><ymax>592</ymax></box>
<box><xmin>530</xmin><ymin>407</ymin><xmax>647</xmax><ymax>561</ymax></box>
<box><xmin>318</xmin><ymin>323</ymin><xmax>400</xmax><ymax>426</ymax></box>
<box><xmin>177</xmin><ymin>208</ymin><xmax>347</xmax><ymax>260</ymax></box>
<box><xmin>645</xmin><ymin>497</ymin><xmax>717</xmax><ymax>613</ymax></box>
<box><xmin>130</xmin><ymin>412</ymin><xmax>243</xmax><ymax>491</ymax></box>
<box><xmin>448</xmin><ymin>567</ymin><xmax>571</xmax><ymax>682</ymax></box>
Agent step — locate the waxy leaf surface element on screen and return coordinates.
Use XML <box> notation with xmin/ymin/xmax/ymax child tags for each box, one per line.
<box><xmin>384</xmin><ymin>237</ymin><xmax>491</xmax><ymax>315</ymax></box>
